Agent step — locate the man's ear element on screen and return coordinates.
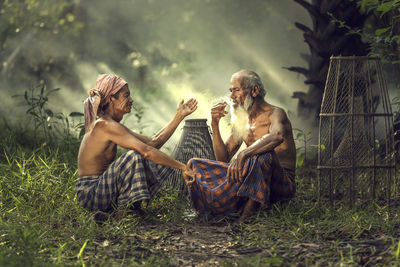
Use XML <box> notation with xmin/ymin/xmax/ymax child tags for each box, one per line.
<box><xmin>251</xmin><ymin>85</ymin><xmax>260</xmax><ymax>97</ymax></box>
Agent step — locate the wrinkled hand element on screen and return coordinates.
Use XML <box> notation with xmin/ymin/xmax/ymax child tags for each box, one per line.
<box><xmin>227</xmin><ymin>153</ymin><xmax>246</xmax><ymax>184</ymax></box>
<box><xmin>177</xmin><ymin>98</ymin><xmax>198</xmax><ymax>118</ymax></box>
<box><xmin>211</xmin><ymin>102</ymin><xmax>228</xmax><ymax>125</ymax></box>
<box><xmin>183</xmin><ymin>166</ymin><xmax>196</xmax><ymax>185</ymax></box>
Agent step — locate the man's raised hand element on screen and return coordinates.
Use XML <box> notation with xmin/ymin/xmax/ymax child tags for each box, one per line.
<box><xmin>211</xmin><ymin>102</ymin><xmax>228</xmax><ymax>125</ymax></box>
<box><xmin>177</xmin><ymin>98</ymin><xmax>198</xmax><ymax>118</ymax></box>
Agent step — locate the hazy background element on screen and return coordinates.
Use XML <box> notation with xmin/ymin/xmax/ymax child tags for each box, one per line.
<box><xmin>2</xmin><ymin>0</ymin><xmax>312</xmax><ymax>150</ymax></box>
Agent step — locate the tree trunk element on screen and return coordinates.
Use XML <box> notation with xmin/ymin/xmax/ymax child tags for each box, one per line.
<box><xmin>287</xmin><ymin>0</ymin><xmax>369</xmax><ymax>121</ymax></box>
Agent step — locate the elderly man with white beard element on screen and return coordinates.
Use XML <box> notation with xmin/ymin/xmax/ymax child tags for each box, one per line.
<box><xmin>185</xmin><ymin>70</ymin><xmax>296</xmax><ymax>221</ymax></box>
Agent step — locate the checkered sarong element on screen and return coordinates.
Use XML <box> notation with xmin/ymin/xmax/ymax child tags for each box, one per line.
<box><xmin>75</xmin><ymin>150</ymin><xmax>174</xmax><ymax>212</ymax></box>
<box><xmin>187</xmin><ymin>151</ymin><xmax>295</xmax><ymax>216</ymax></box>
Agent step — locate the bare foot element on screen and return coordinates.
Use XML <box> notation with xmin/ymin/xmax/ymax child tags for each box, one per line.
<box><xmin>130</xmin><ymin>201</ymin><xmax>145</xmax><ymax>216</ymax></box>
<box><xmin>93</xmin><ymin>211</ymin><xmax>112</xmax><ymax>223</ymax></box>
<box><xmin>113</xmin><ymin>210</ymin><xmax>126</xmax><ymax>220</ymax></box>
<box><xmin>93</xmin><ymin>208</ymin><xmax>138</xmax><ymax>224</ymax></box>
<box><xmin>239</xmin><ymin>199</ymin><xmax>259</xmax><ymax>223</ymax></box>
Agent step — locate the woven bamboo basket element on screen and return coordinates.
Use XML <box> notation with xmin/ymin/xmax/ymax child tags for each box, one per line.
<box><xmin>166</xmin><ymin>119</ymin><xmax>215</xmax><ymax>194</ymax></box>
<box><xmin>318</xmin><ymin>56</ymin><xmax>396</xmax><ymax>206</ymax></box>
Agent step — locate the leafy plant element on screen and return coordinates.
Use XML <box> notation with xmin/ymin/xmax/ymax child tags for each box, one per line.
<box><xmin>330</xmin><ymin>0</ymin><xmax>400</xmax><ymax>65</ymax></box>
<box><xmin>293</xmin><ymin>128</ymin><xmax>314</xmax><ymax>167</ymax></box>
<box><xmin>357</xmin><ymin>0</ymin><xmax>400</xmax><ymax>64</ymax></box>
<box><xmin>13</xmin><ymin>84</ymin><xmax>60</xmax><ymax>145</ymax></box>
<box><xmin>12</xmin><ymin>83</ymin><xmax>84</xmax><ymax>149</ymax></box>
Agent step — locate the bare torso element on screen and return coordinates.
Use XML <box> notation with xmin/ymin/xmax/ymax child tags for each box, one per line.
<box><xmin>242</xmin><ymin>104</ymin><xmax>296</xmax><ymax>170</ymax></box>
<box><xmin>78</xmin><ymin>87</ymin><xmax>198</xmax><ymax>179</ymax></box>
<box><xmin>78</xmin><ymin>118</ymin><xmax>117</xmax><ymax>177</ymax></box>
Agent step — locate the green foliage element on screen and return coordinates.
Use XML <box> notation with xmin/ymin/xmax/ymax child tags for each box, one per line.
<box><xmin>330</xmin><ymin>1</ymin><xmax>400</xmax><ymax>64</ymax></box>
<box><xmin>348</xmin><ymin>0</ymin><xmax>400</xmax><ymax>64</ymax></box>
<box><xmin>148</xmin><ymin>187</ymin><xmax>191</xmax><ymax>224</ymax></box>
<box><xmin>11</xmin><ymin>84</ymin><xmax>84</xmax><ymax>153</ymax></box>
<box><xmin>0</xmin><ymin>0</ymin><xmax>85</xmax><ymax>87</ymax></box>
<box><xmin>1</xmin><ymin>0</ymin><xmax>83</xmax><ymax>37</ymax></box>
<box><xmin>0</xmin><ymin>146</ymin><xmax>81</xmax><ymax>265</ymax></box>
<box><xmin>223</xmin><ymin>197</ymin><xmax>400</xmax><ymax>265</ymax></box>
<box><xmin>13</xmin><ymin>84</ymin><xmax>60</xmax><ymax>143</ymax></box>
<box><xmin>0</xmin><ymin>140</ymin><xmax>181</xmax><ymax>266</ymax></box>
<box><xmin>358</xmin><ymin>0</ymin><xmax>400</xmax><ymax>15</ymax></box>
<box><xmin>293</xmin><ymin>128</ymin><xmax>321</xmax><ymax>167</ymax></box>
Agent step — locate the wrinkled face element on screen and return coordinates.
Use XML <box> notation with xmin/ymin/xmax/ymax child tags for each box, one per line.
<box><xmin>111</xmin><ymin>85</ymin><xmax>133</xmax><ymax>115</ymax></box>
<box><xmin>229</xmin><ymin>75</ymin><xmax>254</xmax><ymax>112</ymax></box>
<box><xmin>229</xmin><ymin>76</ymin><xmax>248</xmax><ymax>108</ymax></box>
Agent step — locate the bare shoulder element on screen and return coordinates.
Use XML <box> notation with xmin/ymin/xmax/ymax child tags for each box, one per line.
<box><xmin>95</xmin><ymin>117</ymin><xmax>118</xmax><ymax>128</ymax></box>
<box><xmin>270</xmin><ymin>106</ymin><xmax>293</xmax><ymax>133</ymax></box>
<box><xmin>85</xmin><ymin>119</ymin><xmax>117</xmax><ymax>144</ymax></box>
<box><xmin>262</xmin><ymin>104</ymin><xmax>288</xmax><ymax>122</ymax></box>
<box><xmin>264</xmin><ymin>105</ymin><xmax>293</xmax><ymax>139</ymax></box>
<box><xmin>272</xmin><ymin>106</ymin><xmax>288</xmax><ymax>120</ymax></box>
<box><xmin>93</xmin><ymin>118</ymin><xmax>123</xmax><ymax>134</ymax></box>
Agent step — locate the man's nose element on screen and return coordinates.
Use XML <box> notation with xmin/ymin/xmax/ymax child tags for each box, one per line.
<box><xmin>129</xmin><ymin>97</ymin><xmax>133</xmax><ymax>103</ymax></box>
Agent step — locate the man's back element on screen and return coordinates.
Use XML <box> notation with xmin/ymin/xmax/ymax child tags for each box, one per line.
<box><xmin>78</xmin><ymin>118</ymin><xmax>117</xmax><ymax>177</ymax></box>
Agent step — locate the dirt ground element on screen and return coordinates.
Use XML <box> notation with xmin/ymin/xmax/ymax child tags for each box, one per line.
<box><xmin>93</xmin><ymin>220</ymin><xmax>395</xmax><ymax>266</ymax></box>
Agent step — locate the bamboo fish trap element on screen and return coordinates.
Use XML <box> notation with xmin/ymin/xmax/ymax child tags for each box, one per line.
<box><xmin>166</xmin><ymin>119</ymin><xmax>215</xmax><ymax>194</ymax></box>
<box><xmin>318</xmin><ymin>56</ymin><xmax>396</xmax><ymax>206</ymax></box>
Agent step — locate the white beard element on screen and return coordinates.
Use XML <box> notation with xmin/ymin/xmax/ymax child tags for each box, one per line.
<box><xmin>230</xmin><ymin>94</ymin><xmax>254</xmax><ymax>141</ymax></box>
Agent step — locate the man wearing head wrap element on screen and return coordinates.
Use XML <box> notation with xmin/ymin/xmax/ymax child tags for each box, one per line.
<box><xmin>184</xmin><ymin>70</ymin><xmax>296</xmax><ymax>221</ymax></box>
<box><xmin>76</xmin><ymin>74</ymin><xmax>197</xmax><ymax>220</ymax></box>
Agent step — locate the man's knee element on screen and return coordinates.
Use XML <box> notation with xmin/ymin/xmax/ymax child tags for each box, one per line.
<box><xmin>256</xmin><ymin>151</ymin><xmax>277</xmax><ymax>165</ymax></box>
<box><xmin>116</xmin><ymin>150</ymin><xmax>145</xmax><ymax>170</ymax></box>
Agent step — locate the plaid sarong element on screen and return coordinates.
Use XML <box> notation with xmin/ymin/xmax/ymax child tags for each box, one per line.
<box><xmin>187</xmin><ymin>151</ymin><xmax>295</xmax><ymax>216</ymax></box>
<box><xmin>75</xmin><ymin>150</ymin><xmax>174</xmax><ymax>212</ymax></box>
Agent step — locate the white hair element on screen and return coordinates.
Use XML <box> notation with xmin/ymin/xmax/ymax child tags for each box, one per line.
<box><xmin>232</xmin><ymin>69</ymin><xmax>266</xmax><ymax>98</ymax></box>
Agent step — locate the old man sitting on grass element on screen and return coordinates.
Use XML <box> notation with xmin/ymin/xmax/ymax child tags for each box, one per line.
<box><xmin>185</xmin><ymin>70</ymin><xmax>296</xmax><ymax>221</ymax></box>
<box><xmin>76</xmin><ymin>74</ymin><xmax>196</xmax><ymax>220</ymax></box>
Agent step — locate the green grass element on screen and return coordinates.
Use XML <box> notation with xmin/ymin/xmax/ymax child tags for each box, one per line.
<box><xmin>1</xmin><ymin>120</ymin><xmax>400</xmax><ymax>266</ymax></box>
<box><xmin>0</xmin><ymin>143</ymin><xmax>182</xmax><ymax>266</ymax></box>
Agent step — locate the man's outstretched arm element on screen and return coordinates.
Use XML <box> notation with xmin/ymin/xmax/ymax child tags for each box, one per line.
<box><xmin>100</xmin><ymin>120</ymin><xmax>196</xmax><ymax>180</ymax></box>
<box><xmin>125</xmin><ymin>99</ymin><xmax>197</xmax><ymax>149</ymax></box>
<box><xmin>148</xmin><ymin>98</ymin><xmax>197</xmax><ymax>149</ymax></box>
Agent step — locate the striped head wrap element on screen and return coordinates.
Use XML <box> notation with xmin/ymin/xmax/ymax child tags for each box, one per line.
<box><xmin>83</xmin><ymin>74</ymin><xmax>127</xmax><ymax>132</ymax></box>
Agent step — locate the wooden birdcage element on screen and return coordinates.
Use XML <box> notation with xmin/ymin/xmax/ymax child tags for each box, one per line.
<box><xmin>166</xmin><ymin>119</ymin><xmax>215</xmax><ymax>194</ymax></box>
<box><xmin>318</xmin><ymin>56</ymin><xmax>396</xmax><ymax>206</ymax></box>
